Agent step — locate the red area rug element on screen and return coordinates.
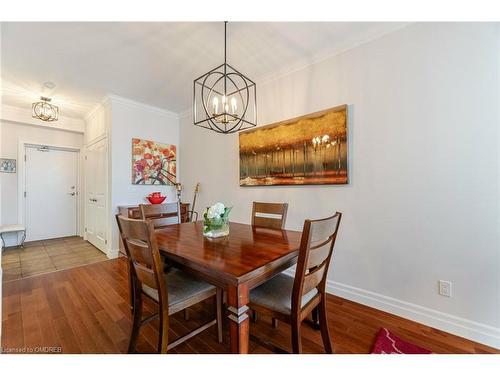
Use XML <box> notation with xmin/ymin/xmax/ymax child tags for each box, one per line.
<box><xmin>371</xmin><ymin>328</ymin><xmax>432</xmax><ymax>354</ymax></box>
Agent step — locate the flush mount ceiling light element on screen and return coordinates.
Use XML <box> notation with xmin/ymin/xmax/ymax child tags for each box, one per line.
<box><xmin>193</xmin><ymin>21</ymin><xmax>257</xmax><ymax>134</ymax></box>
<box><xmin>32</xmin><ymin>96</ymin><xmax>59</xmax><ymax>122</ymax></box>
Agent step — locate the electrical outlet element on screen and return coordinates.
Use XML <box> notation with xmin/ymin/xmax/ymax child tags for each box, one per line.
<box><xmin>439</xmin><ymin>280</ymin><xmax>452</xmax><ymax>297</ymax></box>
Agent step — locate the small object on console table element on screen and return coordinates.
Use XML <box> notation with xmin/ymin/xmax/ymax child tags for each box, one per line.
<box><xmin>117</xmin><ymin>203</ymin><xmax>190</xmax><ymax>257</ymax></box>
<box><xmin>146</xmin><ymin>192</ymin><xmax>166</xmax><ymax>204</ymax></box>
<box><xmin>187</xmin><ymin>182</ymin><xmax>200</xmax><ymax>222</ymax></box>
<box><xmin>175</xmin><ymin>183</ymin><xmax>182</xmax><ymax>202</ymax></box>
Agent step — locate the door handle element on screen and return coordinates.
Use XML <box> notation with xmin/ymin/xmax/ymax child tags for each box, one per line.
<box><xmin>68</xmin><ymin>192</ymin><xmax>76</xmax><ymax>196</ymax></box>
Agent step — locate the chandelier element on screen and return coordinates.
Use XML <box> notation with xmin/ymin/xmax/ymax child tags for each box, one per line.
<box><xmin>193</xmin><ymin>21</ymin><xmax>257</xmax><ymax>134</ymax></box>
<box><xmin>32</xmin><ymin>97</ymin><xmax>59</xmax><ymax>122</ymax></box>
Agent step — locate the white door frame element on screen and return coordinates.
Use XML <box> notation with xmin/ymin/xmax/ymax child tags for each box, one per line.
<box><xmin>17</xmin><ymin>140</ymin><xmax>83</xmax><ymax>239</ymax></box>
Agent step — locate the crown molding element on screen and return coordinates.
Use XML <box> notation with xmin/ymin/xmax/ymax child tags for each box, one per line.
<box><xmin>256</xmin><ymin>22</ymin><xmax>411</xmax><ymax>87</ymax></box>
<box><xmin>84</xmin><ymin>95</ymin><xmax>111</xmax><ymax>122</ymax></box>
<box><xmin>178</xmin><ymin>108</ymin><xmax>192</xmax><ymax>120</ymax></box>
<box><xmin>179</xmin><ymin>22</ymin><xmax>412</xmax><ymax>114</ymax></box>
<box><xmin>106</xmin><ymin>94</ymin><xmax>179</xmax><ymax>120</ymax></box>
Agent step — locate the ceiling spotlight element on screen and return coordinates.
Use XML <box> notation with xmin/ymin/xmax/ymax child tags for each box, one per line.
<box><xmin>32</xmin><ymin>97</ymin><xmax>59</xmax><ymax>122</ymax></box>
<box><xmin>43</xmin><ymin>81</ymin><xmax>56</xmax><ymax>89</ymax></box>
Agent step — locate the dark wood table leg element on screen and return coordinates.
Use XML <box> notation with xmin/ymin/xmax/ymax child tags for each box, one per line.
<box><xmin>227</xmin><ymin>283</ymin><xmax>250</xmax><ymax>354</ymax></box>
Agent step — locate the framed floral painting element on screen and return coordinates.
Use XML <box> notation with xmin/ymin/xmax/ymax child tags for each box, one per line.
<box><xmin>131</xmin><ymin>138</ymin><xmax>176</xmax><ymax>185</ymax></box>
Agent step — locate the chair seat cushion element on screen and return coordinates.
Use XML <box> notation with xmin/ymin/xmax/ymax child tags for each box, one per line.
<box><xmin>250</xmin><ymin>273</ymin><xmax>318</xmax><ymax>315</ymax></box>
<box><xmin>142</xmin><ymin>268</ymin><xmax>216</xmax><ymax>306</ymax></box>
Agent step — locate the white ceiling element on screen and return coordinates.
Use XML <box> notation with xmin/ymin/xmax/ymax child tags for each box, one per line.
<box><xmin>1</xmin><ymin>22</ymin><xmax>408</xmax><ymax>118</ymax></box>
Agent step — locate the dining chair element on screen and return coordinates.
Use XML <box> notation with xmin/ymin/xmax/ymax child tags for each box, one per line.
<box><xmin>248</xmin><ymin>212</ymin><xmax>342</xmax><ymax>354</ymax></box>
<box><xmin>116</xmin><ymin>214</ymin><xmax>223</xmax><ymax>353</ymax></box>
<box><xmin>251</xmin><ymin>201</ymin><xmax>289</xmax><ymax>327</ymax></box>
<box><xmin>127</xmin><ymin>202</ymin><xmax>182</xmax><ymax>316</ymax></box>
<box><xmin>251</xmin><ymin>201</ymin><xmax>289</xmax><ymax>229</ymax></box>
<box><xmin>139</xmin><ymin>202</ymin><xmax>181</xmax><ymax>228</ymax></box>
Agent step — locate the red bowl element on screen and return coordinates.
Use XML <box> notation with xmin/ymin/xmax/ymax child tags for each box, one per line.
<box><xmin>147</xmin><ymin>196</ymin><xmax>166</xmax><ymax>204</ymax></box>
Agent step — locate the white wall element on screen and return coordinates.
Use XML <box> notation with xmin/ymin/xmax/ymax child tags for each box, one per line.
<box><xmin>179</xmin><ymin>23</ymin><xmax>500</xmax><ymax>348</ymax></box>
<box><xmin>108</xmin><ymin>96</ymin><xmax>180</xmax><ymax>253</ymax></box>
<box><xmin>0</xmin><ymin>118</ymin><xmax>84</xmax><ymax>247</ymax></box>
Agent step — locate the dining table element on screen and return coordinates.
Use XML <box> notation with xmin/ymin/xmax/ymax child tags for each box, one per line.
<box><xmin>154</xmin><ymin>220</ymin><xmax>303</xmax><ymax>354</ymax></box>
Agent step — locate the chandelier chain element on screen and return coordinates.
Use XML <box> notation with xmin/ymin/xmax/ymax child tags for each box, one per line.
<box><xmin>224</xmin><ymin>21</ymin><xmax>227</xmax><ymax>97</ymax></box>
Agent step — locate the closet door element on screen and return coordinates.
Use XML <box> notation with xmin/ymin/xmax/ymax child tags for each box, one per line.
<box><xmin>85</xmin><ymin>137</ymin><xmax>108</xmax><ymax>253</ymax></box>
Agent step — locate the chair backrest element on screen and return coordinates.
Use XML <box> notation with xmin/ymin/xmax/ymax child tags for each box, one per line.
<box><xmin>115</xmin><ymin>214</ymin><xmax>168</xmax><ymax>306</ymax></box>
<box><xmin>292</xmin><ymin>212</ymin><xmax>342</xmax><ymax>312</ymax></box>
<box><xmin>139</xmin><ymin>202</ymin><xmax>181</xmax><ymax>228</ymax></box>
<box><xmin>251</xmin><ymin>202</ymin><xmax>289</xmax><ymax>229</ymax></box>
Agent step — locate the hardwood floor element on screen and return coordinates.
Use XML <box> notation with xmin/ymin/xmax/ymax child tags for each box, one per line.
<box><xmin>2</xmin><ymin>258</ymin><xmax>498</xmax><ymax>354</ymax></box>
<box><xmin>2</xmin><ymin>237</ymin><xmax>107</xmax><ymax>282</ymax></box>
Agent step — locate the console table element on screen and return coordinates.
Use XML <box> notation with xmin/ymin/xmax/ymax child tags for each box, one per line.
<box><xmin>117</xmin><ymin>202</ymin><xmax>190</xmax><ymax>256</ymax></box>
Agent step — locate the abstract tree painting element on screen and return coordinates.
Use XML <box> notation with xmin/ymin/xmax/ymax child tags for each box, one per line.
<box><xmin>132</xmin><ymin>138</ymin><xmax>176</xmax><ymax>185</ymax></box>
<box><xmin>239</xmin><ymin>105</ymin><xmax>348</xmax><ymax>186</ymax></box>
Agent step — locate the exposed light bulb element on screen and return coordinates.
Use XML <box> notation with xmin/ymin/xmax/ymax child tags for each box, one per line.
<box><xmin>231</xmin><ymin>97</ymin><xmax>237</xmax><ymax>114</ymax></box>
<box><xmin>219</xmin><ymin>95</ymin><xmax>227</xmax><ymax>113</ymax></box>
<box><xmin>212</xmin><ymin>97</ymin><xmax>219</xmax><ymax>115</ymax></box>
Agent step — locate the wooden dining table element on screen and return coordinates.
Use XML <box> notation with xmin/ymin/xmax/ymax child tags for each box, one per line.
<box><xmin>154</xmin><ymin>221</ymin><xmax>303</xmax><ymax>354</ymax></box>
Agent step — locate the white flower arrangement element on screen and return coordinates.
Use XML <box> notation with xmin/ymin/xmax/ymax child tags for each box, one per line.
<box><xmin>203</xmin><ymin>202</ymin><xmax>232</xmax><ymax>237</ymax></box>
<box><xmin>206</xmin><ymin>202</ymin><xmax>226</xmax><ymax>219</ymax></box>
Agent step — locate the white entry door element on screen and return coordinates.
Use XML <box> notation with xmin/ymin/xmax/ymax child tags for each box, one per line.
<box><xmin>85</xmin><ymin>137</ymin><xmax>107</xmax><ymax>252</ymax></box>
<box><xmin>25</xmin><ymin>145</ymin><xmax>79</xmax><ymax>241</ymax></box>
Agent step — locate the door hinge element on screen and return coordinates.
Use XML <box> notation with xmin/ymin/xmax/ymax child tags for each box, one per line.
<box><xmin>24</xmin><ymin>191</ymin><xmax>27</xmax><ymax>198</ymax></box>
<box><xmin>85</xmin><ymin>155</ymin><xmax>87</xmax><ymax>160</ymax></box>
<box><xmin>85</xmin><ymin>227</ymin><xmax>87</xmax><ymax>232</ymax></box>
<box><xmin>105</xmin><ymin>239</ymin><xmax>108</xmax><ymax>244</ymax></box>
<box><xmin>24</xmin><ymin>154</ymin><xmax>27</xmax><ymax>162</ymax></box>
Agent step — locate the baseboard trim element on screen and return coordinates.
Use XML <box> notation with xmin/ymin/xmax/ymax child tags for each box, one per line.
<box><xmin>107</xmin><ymin>249</ymin><xmax>120</xmax><ymax>259</ymax></box>
<box><xmin>283</xmin><ymin>270</ymin><xmax>500</xmax><ymax>349</ymax></box>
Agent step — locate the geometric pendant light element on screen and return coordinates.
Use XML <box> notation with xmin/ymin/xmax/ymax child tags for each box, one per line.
<box><xmin>193</xmin><ymin>21</ymin><xmax>257</xmax><ymax>134</ymax></box>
